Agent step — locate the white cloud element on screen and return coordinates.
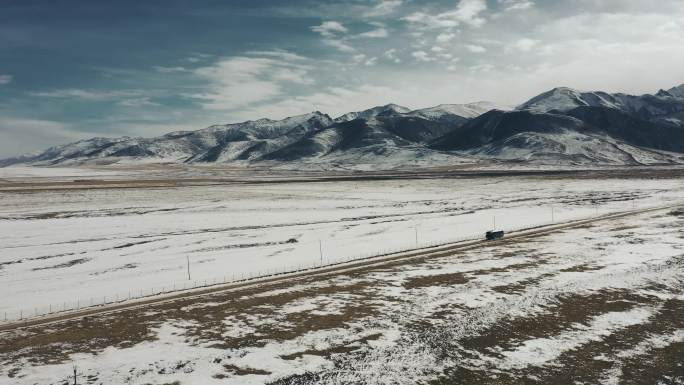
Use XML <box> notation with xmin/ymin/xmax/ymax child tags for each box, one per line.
<box><xmin>465</xmin><ymin>44</ymin><xmax>487</xmax><ymax>53</ymax></box>
<box><xmin>32</xmin><ymin>87</ymin><xmax>159</xmax><ymax>108</ymax></box>
<box><xmin>322</xmin><ymin>38</ymin><xmax>356</xmax><ymax>53</ymax></box>
<box><xmin>359</xmin><ymin>26</ymin><xmax>389</xmax><ymax>38</ymax></box>
<box><xmin>404</xmin><ymin>0</ymin><xmax>487</xmax><ymax>30</ymax></box>
<box><xmin>0</xmin><ymin>117</ymin><xmax>96</xmax><ymax>158</ymax></box>
<box><xmin>384</xmin><ymin>48</ymin><xmax>401</xmax><ymax>63</ymax></box>
<box><xmin>32</xmin><ymin>89</ymin><xmax>142</xmax><ymax>100</ymax></box>
<box><xmin>431</xmin><ymin>46</ymin><xmax>445</xmax><ymax>52</ymax></box>
<box><xmin>311</xmin><ymin>21</ymin><xmax>357</xmax><ymax>52</ymax></box>
<box><xmin>436</xmin><ymin>32</ymin><xmax>457</xmax><ymax>43</ymax></box>
<box><xmin>365</xmin><ymin>57</ymin><xmax>379</xmax><ymax>66</ymax></box>
<box><xmin>152</xmin><ymin>66</ymin><xmax>188</xmax><ymax>73</ymax></box>
<box><xmin>469</xmin><ymin>63</ymin><xmax>495</xmax><ymax>72</ymax></box>
<box><xmin>353</xmin><ymin>54</ymin><xmax>367</xmax><ymax>63</ymax></box>
<box><xmin>244</xmin><ymin>50</ymin><xmax>308</xmax><ymax>61</ymax></box>
<box><xmin>191</xmin><ymin>54</ymin><xmax>313</xmax><ymax>110</ymax></box>
<box><xmin>411</xmin><ymin>50</ymin><xmax>433</xmax><ymax>62</ymax></box>
<box><xmin>498</xmin><ymin>0</ymin><xmax>534</xmax><ymax>11</ymax></box>
<box><xmin>0</xmin><ymin>74</ymin><xmax>12</xmax><ymax>85</ymax></box>
<box><xmin>364</xmin><ymin>0</ymin><xmax>403</xmax><ymax>17</ymax></box>
<box><xmin>231</xmin><ymin>84</ymin><xmax>400</xmax><ymax>121</ymax></box>
<box><xmin>184</xmin><ymin>53</ymin><xmax>212</xmax><ymax>63</ymax></box>
<box><xmin>118</xmin><ymin>97</ymin><xmax>160</xmax><ymax>107</ymax></box>
<box><xmin>507</xmin><ymin>38</ymin><xmax>539</xmax><ymax>52</ymax></box>
<box><xmin>311</xmin><ymin>21</ymin><xmax>348</xmax><ymax>37</ymax></box>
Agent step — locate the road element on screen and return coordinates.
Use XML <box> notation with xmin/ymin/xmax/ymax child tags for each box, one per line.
<box><xmin>0</xmin><ymin>202</ymin><xmax>680</xmax><ymax>333</ymax></box>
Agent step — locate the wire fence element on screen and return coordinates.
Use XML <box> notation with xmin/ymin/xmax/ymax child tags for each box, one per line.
<box><xmin>1</xmin><ymin>198</ymin><xmax>679</xmax><ymax>325</ymax></box>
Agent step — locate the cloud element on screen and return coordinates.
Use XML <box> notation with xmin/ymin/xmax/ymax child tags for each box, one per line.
<box><xmin>230</xmin><ymin>84</ymin><xmax>401</xmax><ymax>122</ymax></box>
<box><xmin>365</xmin><ymin>57</ymin><xmax>378</xmax><ymax>66</ymax></box>
<box><xmin>244</xmin><ymin>50</ymin><xmax>308</xmax><ymax>61</ymax></box>
<box><xmin>152</xmin><ymin>66</ymin><xmax>188</xmax><ymax>73</ymax></box>
<box><xmin>498</xmin><ymin>0</ymin><xmax>534</xmax><ymax>11</ymax></box>
<box><xmin>322</xmin><ymin>39</ymin><xmax>356</xmax><ymax>52</ymax></box>
<box><xmin>0</xmin><ymin>117</ymin><xmax>97</xmax><ymax>158</ymax></box>
<box><xmin>31</xmin><ymin>89</ymin><xmax>142</xmax><ymax>100</ymax></box>
<box><xmin>411</xmin><ymin>50</ymin><xmax>433</xmax><ymax>62</ymax></box>
<box><xmin>364</xmin><ymin>0</ymin><xmax>403</xmax><ymax>17</ymax></box>
<box><xmin>118</xmin><ymin>97</ymin><xmax>160</xmax><ymax>107</ymax></box>
<box><xmin>507</xmin><ymin>38</ymin><xmax>539</xmax><ymax>52</ymax></box>
<box><xmin>403</xmin><ymin>0</ymin><xmax>487</xmax><ymax>30</ymax></box>
<box><xmin>190</xmin><ymin>53</ymin><xmax>313</xmax><ymax>110</ymax></box>
<box><xmin>152</xmin><ymin>66</ymin><xmax>188</xmax><ymax>74</ymax></box>
<box><xmin>358</xmin><ymin>24</ymin><xmax>389</xmax><ymax>38</ymax></box>
<box><xmin>184</xmin><ymin>53</ymin><xmax>213</xmax><ymax>63</ymax></box>
<box><xmin>469</xmin><ymin>63</ymin><xmax>495</xmax><ymax>72</ymax></box>
<box><xmin>465</xmin><ymin>44</ymin><xmax>487</xmax><ymax>53</ymax></box>
<box><xmin>0</xmin><ymin>74</ymin><xmax>12</xmax><ymax>85</ymax></box>
<box><xmin>384</xmin><ymin>48</ymin><xmax>401</xmax><ymax>63</ymax></box>
<box><xmin>311</xmin><ymin>21</ymin><xmax>357</xmax><ymax>52</ymax></box>
<box><xmin>311</xmin><ymin>21</ymin><xmax>348</xmax><ymax>38</ymax></box>
<box><xmin>436</xmin><ymin>32</ymin><xmax>457</xmax><ymax>43</ymax></box>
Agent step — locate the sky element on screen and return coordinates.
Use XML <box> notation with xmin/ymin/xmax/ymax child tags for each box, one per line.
<box><xmin>1</xmin><ymin>0</ymin><xmax>684</xmax><ymax>157</ymax></box>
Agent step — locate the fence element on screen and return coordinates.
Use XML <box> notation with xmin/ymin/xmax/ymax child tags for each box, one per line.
<box><xmin>1</xmin><ymin>197</ymin><xmax>677</xmax><ymax>324</ymax></box>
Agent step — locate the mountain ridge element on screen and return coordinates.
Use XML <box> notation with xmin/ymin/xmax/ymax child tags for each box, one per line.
<box><xmin>3</xmin><ymin>84</ymin><xmax>684</xmax><ymax>168</ymax></box>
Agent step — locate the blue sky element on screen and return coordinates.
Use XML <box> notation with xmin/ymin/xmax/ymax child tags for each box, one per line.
<box><xmin>1</xmin><ymin>0</ymin><xmax>684</xmax><ymax>157</ymax></box>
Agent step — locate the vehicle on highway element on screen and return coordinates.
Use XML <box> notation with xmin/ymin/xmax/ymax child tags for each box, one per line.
<box><xmin>486</xmin><ymin>230</ymin><xmax>504</xmax><ymax>240</ymax></box>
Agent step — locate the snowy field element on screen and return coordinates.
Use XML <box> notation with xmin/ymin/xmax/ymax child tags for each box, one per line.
<box><xmin>1</xmin><ymin>205</ymin><xmax>683</xmax><ymax>384</ymax></box>
<box><xmin>0</xmin><ymin>173</ymin><xmax>683</xmax><ymax>321</ymax></box>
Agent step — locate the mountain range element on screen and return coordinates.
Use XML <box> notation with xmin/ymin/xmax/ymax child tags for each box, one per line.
<box><xmin>3</xmin><ymin>84</ymin><xmax>684</xmax><ymax>169</ymax></box>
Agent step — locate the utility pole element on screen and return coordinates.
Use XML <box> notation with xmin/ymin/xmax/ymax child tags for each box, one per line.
<box><xmin>415</xmin><ymin>226</ymin><xmax>418</xmax><ymax>247</ymax></box>
<box><xmin>186</xmin><ymin>256</ymin><xmax>191</xmax><ymax>280</ymax></box>
<box><xmin>493</xmin><ymin>215</ymin><xmax>496</xmax><ymax>229</ymax></box>
<box><xmin>319</xmin><ymin>240</ymin><xmax>323</xmax><ymax>263</ymax></box>
<box><xmin>551</xmin><ymin>206</ymin><xmax>555</xmax><ymax>223</ymax></box>
<box><xmin>73</xmin><ymin>363</ymin><xmax>78</xmax><ymax>385</ymax></box>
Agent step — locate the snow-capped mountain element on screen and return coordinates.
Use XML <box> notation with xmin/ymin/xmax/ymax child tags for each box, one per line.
<box><xmin>667</xmin><ymin>84</ymin><xmax>684</xmax><ymax>98</ymax></box>
<box><xmin>333</xmin><ymin>104</ymin><xmax>412</xmax><ymax>123</ymax></box>
<box><xmin>408</xmin><ymin>102</ymin><xmax>509</xmax><ymax>120</ymax></box>
<box><xmin>2</xmin><ymin>84</ymin><xmax>684</xmax><ymax>168</ymax></box>
<box><xmin>515</xmin><ymin>86</ymin><xmax>684</xmax><ymax>121</ymax></box>
<box><xmin>430</xmin><ymin>108</ymin><xmax>684</xmax><ymax>165</ymax></box>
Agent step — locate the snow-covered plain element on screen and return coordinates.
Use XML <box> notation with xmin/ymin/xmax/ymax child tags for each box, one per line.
<box><xmin>1</xmin><ymin>203</ymin><xmax>683</xmax><ymax>384</ymax></box>
<box><xmin>1</xmin><ymin>174</ymin><xmax>682</xmax><ymax>320</ymax></box>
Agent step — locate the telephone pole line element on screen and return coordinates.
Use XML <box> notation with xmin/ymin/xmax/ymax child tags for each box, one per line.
<box><xmin>319</xmin><ymin>240</ymin><xmax>323</xmax><ymax>263</ymax></box>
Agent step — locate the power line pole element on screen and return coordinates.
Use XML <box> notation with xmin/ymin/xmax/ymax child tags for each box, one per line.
<box><xmin>186</xmin><ymin>256</ymin><xmax>191</xmax><ymax>280</ymax></box>
<box><xmin>414</xmin><ymin>226</ymin><xmax>418</xmax><ymax>247</ymax></box>
<box><xmin>319</xmin><ymin>240</ymin><xmax>323</xmax><ymax>263</ymax></box>
<box><xmin>551</xmin><ymin>206</ymin><xmax>555</xmax><ymax>223</ymax></box>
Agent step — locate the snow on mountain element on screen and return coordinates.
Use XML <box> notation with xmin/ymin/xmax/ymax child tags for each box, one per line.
<box><xmin>408</xmin><ymin>101</ymin><xmax>507</xmax><ymax>120</ymax></box>
<box><xmin>668</xmin><ymin>83</ymin><xmax>684</xmax><ymax>98</ymax></box>
<box><xmin>430</xmin><ymin>108</ymin><xmax>684</xmax><ymax>166</ymax></box>
<box><xmin>516</xmin><ymin>87</ymin><xmax>622</xmax><ymax>113</ymax></box>
<box><xmin>465</xmin><ymin>130</ymin><xmax>683</xmax><ymax>166</ymax></box>
<box><xmin>0</xmin><ymin>112</ymin><xmax>333</xmax><ymax>166</ymax></box>
<box><xmin>517</xmin><ymin>86</ymin><xmax>684</xmax><ymax>118</ymax></box>
<box><xmin>333</xmin><ymin>104</ymin><xmax>411</xmax><ymax>123</ymax></box>
<box><xmin>3</xmin><ymin>84</ymin><xmax>684</xmax><ymax>169</ymax></box>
